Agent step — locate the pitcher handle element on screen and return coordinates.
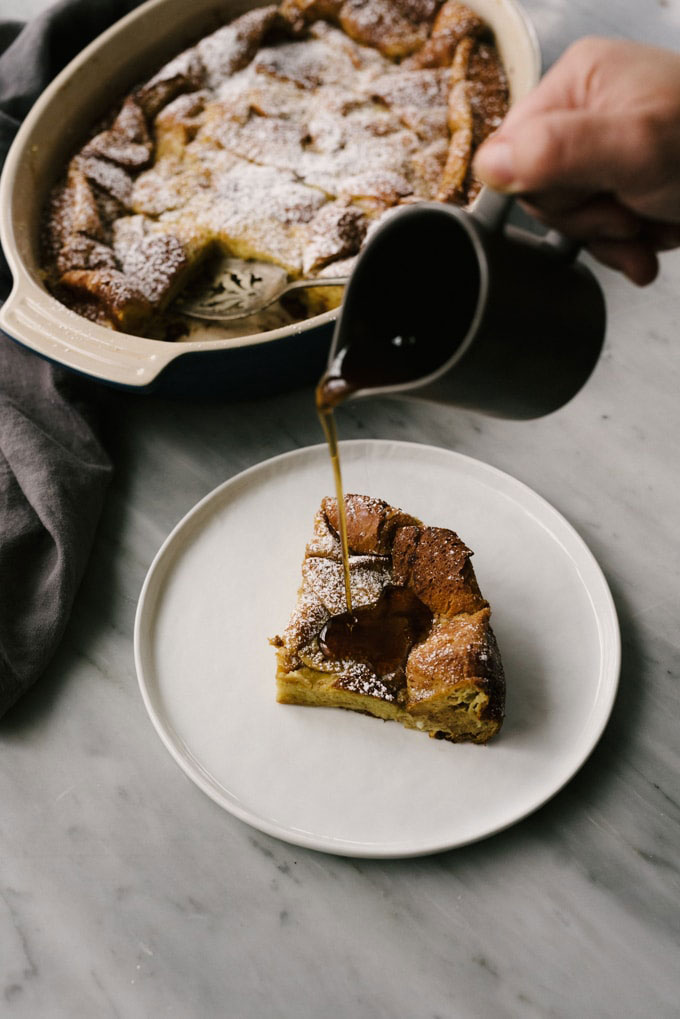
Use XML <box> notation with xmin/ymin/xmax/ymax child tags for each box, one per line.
<box><xmin>470</xmin><ymin>187</ymin><xmax>512</xmax><ymax>232</ymax></box>
<box><xmin>542</xmin><ymin>228</ymin><xmax>580</xmax><ymax>263</ymax></box>
<box><xmin>474</xmin><ymin>188</ymin><xmax>581</xmax><ymax>263</ymax></box>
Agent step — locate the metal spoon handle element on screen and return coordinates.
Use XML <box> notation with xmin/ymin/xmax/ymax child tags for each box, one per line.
<box><xmin>283</xmin><ymin>276</ymin><xmax>349</xmax><ymax>293</ymax></box>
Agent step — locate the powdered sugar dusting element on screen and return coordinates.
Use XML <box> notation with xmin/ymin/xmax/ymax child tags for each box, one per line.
<box><xmin>303</xmin><ymin>555</ymin><xmax>391</xmax><ymax>615</ymax></box>
<box><xmin>335</xmin><ymin>667</ymin><xmax>400</xmax><ymax>702</ymax></box>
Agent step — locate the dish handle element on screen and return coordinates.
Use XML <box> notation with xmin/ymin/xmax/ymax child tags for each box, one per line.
<box><xmin>0</xmin><ymin>279</ymin><xmax>180</xmax><ymax>388</ymax></box>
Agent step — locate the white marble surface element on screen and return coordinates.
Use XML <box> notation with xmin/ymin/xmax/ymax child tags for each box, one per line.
<box><xmin>2</xmin><ymin>1</ymin><xmax>680</xmax><ymax>1016</ymax></box>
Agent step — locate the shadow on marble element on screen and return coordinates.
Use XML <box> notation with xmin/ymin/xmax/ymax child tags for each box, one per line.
<box><xmin>0</xmin><ymin>538</ymin><xmax>126</xmax><ymax>738</ymax></box>
<box><xmin>0</xmin><ymin>638</ymin><xmax>77</xmax><ymax>737</ymax></box>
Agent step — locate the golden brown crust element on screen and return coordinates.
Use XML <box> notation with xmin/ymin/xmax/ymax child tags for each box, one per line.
<box><xmin>280</xmin><ymin>0</ymin><xmax>345</xmax><ymax>33</ymax></box>
<box><xmin>392</xmin><ymin>524</ymin><xmax>487</xmax><ymax>616</ymax></box>
<box><xmin>322</xmin><ymin>493</ymin><xmax>421</xmax><ymax>556</ymax></box>
<box><xmin>460</xmin><ymin>40</ymin><xmax>509</xmax><ymax>201</ymax></box>
<box><xmin>405</xmin><ymin>0</ymin><xmax>484</xmax><ymax>69</ymax></box>
<box><xmin>60</xmin><ymin>232</ymin><xmax>190</xmax><ymax>327</ymax></box>
<box><xmin>59</xmin><ymin>269</ymin><xmax>151</xmax><ymax>329</ymax></box>
<box><xmin>406</xmin><ymin>606</ymin><xmax>504</xmax><ymax>718</ymax></box>
<box><xmin>81</xmin><ymin>97</ymin><xmax>153</xmax><ymax>170</ymax></box>
<box><xmin>135</xmin><ymin>48</ymin><xmax>206</xmax><ymax>119</ymax></box>
<box><xmin>273</xmin><ymin>494</ymin><xmax>505</xmax><ymax>743</ymax></box>
<box><xmin>339</xmin><ymin>0</ymin><xmax>437</xmax><ymax>58</ymax></box>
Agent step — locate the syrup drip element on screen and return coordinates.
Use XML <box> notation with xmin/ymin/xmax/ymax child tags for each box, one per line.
<box><xmin>316</xmin><ymin>374</ymin><xmax>433</xmax><ymax>673</ymax></box>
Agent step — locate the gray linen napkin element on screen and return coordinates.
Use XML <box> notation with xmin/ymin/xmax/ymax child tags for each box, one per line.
<box><xmin>0</xmin><ymin>0</ymin><xmax>142</xmax><ymax>716</ymax></box>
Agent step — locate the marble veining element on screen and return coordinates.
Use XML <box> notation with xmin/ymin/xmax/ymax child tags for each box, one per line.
<box><xmin>1</xmin><ymin>1</ymin><xmax>680</xmax><ymax>1016</ymax></box>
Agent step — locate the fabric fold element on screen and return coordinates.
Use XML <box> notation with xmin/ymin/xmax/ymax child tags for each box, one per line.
<box><xmin>0</xmin><ymin>0</ymin><xmax>143</xmax><ymax>716</ymax></box>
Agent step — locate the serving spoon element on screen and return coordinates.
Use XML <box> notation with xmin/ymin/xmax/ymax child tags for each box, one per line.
<box><xmin>175</xmin><ymin>255</ymin><xmax>348</xmax><ymax>322</ymax></box>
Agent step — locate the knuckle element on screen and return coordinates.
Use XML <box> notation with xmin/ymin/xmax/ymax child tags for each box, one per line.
<box><xmin>564</xmin><ymin>35</ymin><xmax>609</xmax><ymax>68</ymax></box>
<box><xmin>562</xmin><ymin>36</ymin><xmax>619</xmax><ymax>101</ymax></box>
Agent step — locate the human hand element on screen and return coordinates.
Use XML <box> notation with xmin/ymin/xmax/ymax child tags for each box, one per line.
<box><xmin>473</xmin><ymin>37</ymin><xmax>680</xmax><ymax>285</ymax></box>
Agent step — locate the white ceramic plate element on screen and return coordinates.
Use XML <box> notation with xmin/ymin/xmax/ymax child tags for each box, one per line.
<box><xmin>134</xmin><ymin>440</ymin><xmax>620</xmax><ymax>858</ymax></box>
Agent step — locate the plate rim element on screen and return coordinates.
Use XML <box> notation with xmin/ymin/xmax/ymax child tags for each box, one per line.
<box><xmin>134</xmin><ymin>439</ymin><xmax>621</xmax><ymax>858</ymax></box>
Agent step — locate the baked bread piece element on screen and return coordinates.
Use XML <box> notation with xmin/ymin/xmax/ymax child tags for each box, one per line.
<box><xmin>43</xmin><ymin>1</ymin><xmax>508</xmax><ymax>338</ymax></box>
<box><xmin>272</xmin><ymin>494</ymin><xmax>505</xmax><ymax>743</ymax></box>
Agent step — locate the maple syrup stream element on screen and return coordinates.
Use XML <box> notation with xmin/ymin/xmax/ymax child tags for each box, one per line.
<box><xmin>316</xmin><ymin>379</ymin><xmax>353</xmax><ymax>615</ymax></box>
<box><xmin>316</xmin><ymin>375</ymin><xmax>434</xmax><ymax>674</ymax></box>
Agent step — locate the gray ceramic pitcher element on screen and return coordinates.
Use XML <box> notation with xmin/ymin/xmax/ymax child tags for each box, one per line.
<box><xmin>322</xmin><ymin>190</ymin><xmax>606</xmax><ymax>420</ymax></box>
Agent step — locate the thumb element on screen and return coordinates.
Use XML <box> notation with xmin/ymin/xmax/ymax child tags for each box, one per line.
<box><xmin>473</xmin><ymin>109</ymin><xmax>646</xmax><ymax>197</ymax></box>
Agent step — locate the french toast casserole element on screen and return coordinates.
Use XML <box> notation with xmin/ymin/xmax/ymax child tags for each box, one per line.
<box><xmin>42</xmin><ymin>0</ymin><xmax>509</xmax><ymax>338</ymax></box>
<box><xmin>272</xmin><ymin>494</ymin><xmax>505</xmax><ymax>743</ymax></box>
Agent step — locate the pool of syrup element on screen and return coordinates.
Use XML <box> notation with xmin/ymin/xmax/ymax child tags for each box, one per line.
<box><xmin>318</xmin><ymin>585</ymin><xmax>432</xmax><ymax>676</ymax></box>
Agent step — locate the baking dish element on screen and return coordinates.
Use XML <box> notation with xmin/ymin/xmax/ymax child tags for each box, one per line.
<box><xmin>0</xmin><ymin>0</ymin><xmax>540</xmax><ymax>395</ymax></box>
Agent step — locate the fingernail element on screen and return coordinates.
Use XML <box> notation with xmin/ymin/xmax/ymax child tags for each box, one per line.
<box><xmin>473</xmin><ymin>139</ymin><xmax>518</xmax><ymax>191</ymax></box>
